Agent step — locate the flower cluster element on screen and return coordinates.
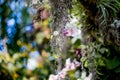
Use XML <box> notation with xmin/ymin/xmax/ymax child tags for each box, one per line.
<box><xmin>6</xmin><ymin>18</ymin><xmax>16</xmax><ymax>44</ymax></box>
<box><xmin>48</xmin><ymin>58</ymin><xmax>81</xmax><ymax>80</ymax></box>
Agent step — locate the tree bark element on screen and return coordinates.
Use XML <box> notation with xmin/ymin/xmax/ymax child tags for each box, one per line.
<box><xmin>49</xmin><ymin>0</ymin><xmax>70</xmax><ymax>73</ymax></box>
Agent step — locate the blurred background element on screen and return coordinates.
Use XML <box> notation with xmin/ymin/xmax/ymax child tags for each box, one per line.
<box><xmin>0</xmin><ymin>0</ymin><xmax>55</xmax><ymax>80</ymax></box>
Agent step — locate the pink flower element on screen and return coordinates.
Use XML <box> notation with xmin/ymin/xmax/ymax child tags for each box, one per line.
<box><xmin>48</xmin><ymin>58</ymin><xmax>81</xmax><ymax>80</ymax></box>
<box><xmin>63</xmin><ymin>27</ymin><xmax>77</xmax><ymax>37</ymax></box>
<box><xmin>70</xmin><ymin>63</ymin><xmax>76</xmax><ymax>70</ymax></box>
<box><xmin>65</xmin><ymin>58</ymin><xmax>81</xmax><ymax>70</ymax></box>
<box><xmin>62</xmin><ymin>23</ymin><xmax>80</xmax><ymax>37</ymax></box>
<box><xmin>58</xmin><ymin>69</ymin><xmax>67</xmax><ymax>79</ymax></box>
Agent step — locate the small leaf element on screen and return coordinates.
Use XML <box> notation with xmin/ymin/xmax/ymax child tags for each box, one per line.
<box><xmin>98</xmin><ymin>58</ymin><xmax>105</xmax><ymax>66</ymax></box>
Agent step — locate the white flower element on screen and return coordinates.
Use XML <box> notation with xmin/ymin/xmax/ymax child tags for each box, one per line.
<box><xmin>29</xmin><ymin>51</ymin><xmax>40</xmax><ymax>59</ymax></box>
<box><xmin>48</xmin><ymin>74</ymin><xmax>57</xmax><ymax>80</ymax></box>
<box><xmin>81</xmin><ymin>72</ymin><xmax>92</xmax><ymax>80</ymax></box>
<box><xmin>81</xmin><ymin>71</ymin><xmax>87</xmax><ymax>79</ymax></box>
<box><xmin>65</xmin><ymin>58</ymin><xmax>71</xmax><ymax>70</ymax></box>
<box><xmin>32</xmin><ymin>0</ymin><xmax>40</xmax><ymax>5</ymax></box>
<box><xmin>84</xmin><ymin>73</ymin><xmax>92</xmax><ymax>80</ymax></box>
<box><xmin>65</xmin><ymin>58</ymin><xmax>71</xmax><ymax>65</ymax></box>
<box><xmin>26</xmin><ymin>58</ymin><xmax>38</xmax><ymax>70</ymax></box>
<box><xmin>53</xmin><ymin>31</ymin><xmax>59</xmax><ymax>36</ymax></box>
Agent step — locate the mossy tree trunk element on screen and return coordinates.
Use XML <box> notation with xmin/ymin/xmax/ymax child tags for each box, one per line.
<box><xmin>49</xmin><ymin>0</ymin><xmax>72</xmax><ymax>74</ymax></box>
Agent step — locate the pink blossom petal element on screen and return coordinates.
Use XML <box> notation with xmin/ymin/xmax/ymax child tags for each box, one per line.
<box><xmin>62</xmin><ymin>23</ymin><xmax>80</xmax><ymax>37</ymax></box>
<box><xmin>58</xmin><ymin>69</ymin><xmax>67</xmax><ymax>79</ymax></box>
<box><xmin>70</xmin><ymin>63</ymin><xmax>76</xmax><ymax>70</ymax></box>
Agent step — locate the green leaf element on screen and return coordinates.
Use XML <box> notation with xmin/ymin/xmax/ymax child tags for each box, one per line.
<box><xmin>98</xmin><ymin>58</ymin><xmax>105</xmax><ymax>66</ymax></box>
<box><xmin>106</xmin><ymin>57</ymin><xmax>120</xmax><ymax>70</ymax></box>
<box><xmin>84</xmin><ymin>60</ymin><xmax>88</xmax><ymax>68</ymax></box>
